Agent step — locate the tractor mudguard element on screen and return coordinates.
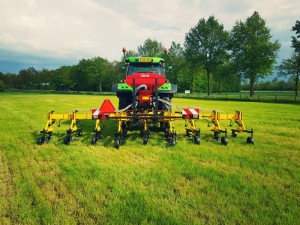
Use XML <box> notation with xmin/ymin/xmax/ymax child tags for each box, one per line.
<box><xmin>111</xmin><ymin>83</ymin><xmax>133</xmax><ymax>93</ymax></box>
<box><xmin>157</xmin><ymin>84</ymin><xmax>177</xmax><ymax>94</ymax></box>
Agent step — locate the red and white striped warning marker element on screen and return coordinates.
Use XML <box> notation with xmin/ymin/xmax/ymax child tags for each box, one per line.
<box><xmin>91</xmin><ymin>109</ymin><xmax>100</xmax><ymax>117</ymax></box>
<box><xmin>182</xmin><ymin>108</ymin><xmax>200</xmax><ymax>119</ymax></box>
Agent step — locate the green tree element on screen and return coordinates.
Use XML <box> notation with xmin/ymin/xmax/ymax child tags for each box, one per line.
<box><xmin>292</xmin><ymin>20</ymin><xmax>300</xmax><ymax>52</ymax></box>
<box><xmin>71</xmin><ymin>59</ymin><xmax>90</xmax><ymax>91</ymax></box>
<box><xmin>1</xmin><ymin>73</ymin><xmax>18</xmax><ymax>89</ymax></box>
<box><xmin>124</xmin><ymin>49</ymin><xmax>138</xmax><ymax>58</ymax></box>
<box><xmin>93</xmin><ymin>57</ymin><xmax>114</xmax><ymax>92</ymax></box>
<box><xmin>137</xmin><ymin>38</ymin><xmax>165</xmax><ymax>57</ymax></box>
<box><xmin>0</xmin><ymin>72</ymin><xmax>4</xmax><ymax>90</ymax></box>
<box><xmin>51</xmin><ymin>66</ymin><xmax>73</xmax><ymax>90</ymax></box>
<box><xmin>0</xmin><ymin>79</ymin><xmax>5</xmax><ymax>91</ymax></box>
<box><xmin>213</xmin><ymin>62</ymin><xmax>240</xmax><ymax>93</ymax></box>
<box><xmin>72</xmin><ymin>57</ymin><xmax>114</xmax><ymax>92</ymax></box>
<box><xmin>165</xmin><ymin>42</ymin><xmax>185</xmax><ymax>85</ymax></box>
<box><xmin>229</xmin><ymin>11</ymin><xmax>280</xmax><ymax>97</ymax></box>
<box><xmin>18</xmin><ymin>67</ymin><xmax>38</xmax><ymax>89</ymax></box>
<box><xmin>277</xmin><ymin>20</ymin><xmax>300</xmax><ymax>96</ymax></box>
<box><xmin>277</xmin><ymin>53</ymin><xmax>300</xmax><ymax>96</ymax></box>
<box><xmin>184</xmin><ymin>16</ymin><xmax>229</xmax><ymax>95</ymax></box>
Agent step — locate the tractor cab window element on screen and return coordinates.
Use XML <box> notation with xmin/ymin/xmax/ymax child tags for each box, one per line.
<box><xmin>127</xmin><ymin>63</ymin><xmax>165</xmax><ymax>76</ymax></box>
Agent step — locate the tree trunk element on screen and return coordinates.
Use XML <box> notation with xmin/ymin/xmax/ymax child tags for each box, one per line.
<box><xmin>207</xmin><ymin>71</ymin><xmax>211</xmax><ymax>96</ymax></box>
<box><xmin>296</xmin><ymin>71</ymin><xmax>299</xmax><ymax>96</ymax></box>
<box><xmin>218</xmin><ymin>77</ymin><xmax>221</xmax><ymax>95</ymax></box>
<box><xmin>249</xmin><ymin>77</ymin><xmax>255</xmax><ymax>97</ymax></box>
<box><xmin>190</xmin><ymin>71</ymin><xmax>195</xmax><ymax>93</ymax></box>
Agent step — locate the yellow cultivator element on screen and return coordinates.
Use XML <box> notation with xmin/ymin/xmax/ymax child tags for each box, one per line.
<box><xmin>37</xmin><ymin>99</ymin><xmax>254</xmax><ymax>148</ymax></box>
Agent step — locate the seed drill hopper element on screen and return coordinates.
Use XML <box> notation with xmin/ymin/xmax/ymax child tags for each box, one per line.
<box><xmin>37</xmin><ymin>48</ymin><xmax>254</xmax><ymax>148</ymax></box>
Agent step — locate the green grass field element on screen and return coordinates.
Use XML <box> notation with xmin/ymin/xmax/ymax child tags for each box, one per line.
<box><xmin>0</xmin><ymin>93</ymin><xmax>299</xmax><ymax>224</ymax></box>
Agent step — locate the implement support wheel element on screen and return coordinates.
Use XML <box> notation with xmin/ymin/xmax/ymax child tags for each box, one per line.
<box><xmin>64</xmin><ymin>135</ymin><xmax>71</xmax><ymax>145</ymax></box>
<box><xmin>37</xmin><ymin>137</ymin><xmax>45</xmax><ymax>145</ymax></box>
<box><xmin>221</xmin><ymin>137</ymin><xmax>228</xmax><ymax>146</ymax></box>
<box><xmin>246</xmin><ymin>137</ymin><xmax>254</xmax><ymax>144</ymax></box>
<box><xmin>194</xmin><ymin>136</ymin><xmax>200</xmax><ymax>145</ymax></box>
<box><xmin>114</xmin><ymin>138</ymin><xmax>121</xmax><ymax>149</ymax></box>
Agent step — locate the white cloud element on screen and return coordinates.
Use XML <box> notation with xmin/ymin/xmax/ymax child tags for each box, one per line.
<box><xmin>0</xmin><ymin>0</ymin><xmax>144</xmax><ymax>60</ymax></box>
<box><xmin>0</xmin><ymin>0</ymin><xmax>299</xmax><ymax>73</ymax></box>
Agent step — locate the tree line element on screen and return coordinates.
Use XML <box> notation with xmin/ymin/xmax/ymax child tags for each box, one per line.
<box><xmin>0</xmin><ymin>12</ymin><xmax>299</xmax><ymax>96</ymax></box>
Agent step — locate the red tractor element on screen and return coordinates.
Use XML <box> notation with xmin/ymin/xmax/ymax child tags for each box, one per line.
<box><xmin>110</xmin><ymin>48</ymin><xmax>180</xmax><ymax>147</ymax></box>
<box><xmin>112</xmin><ymin>48</ymin><xmax>177</xmax><ymax>111</ymax></box>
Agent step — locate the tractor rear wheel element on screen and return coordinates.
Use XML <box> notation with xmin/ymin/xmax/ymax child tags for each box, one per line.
<box><xmin>158</xmin><ymin>96</ymin><xmax>171</xmax><ymax>111</ymax></box>
<box><xmin>118</xmin><ymin>93</ymin><xmax>132</xmax><ymax>110</ymax></box>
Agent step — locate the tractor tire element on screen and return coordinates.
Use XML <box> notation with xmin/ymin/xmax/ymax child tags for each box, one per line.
<box><xmin>158</xmin><ymin>96</ymin><xmax>171</xmax><ymax>111</ymax></box>
<box><xmin>163</xmin><ymin>97</ymin><xmax>171</xmax><ymax>111</ymax></box>
<box><xmin>118</xmin><ymin>93</ymin><xmax>132</xmax><ymax>110</ymax></box>
<box><xmin>118</xmin><ymin>95</ymin><xmax>128</xmax><ymax>110</ymax></box>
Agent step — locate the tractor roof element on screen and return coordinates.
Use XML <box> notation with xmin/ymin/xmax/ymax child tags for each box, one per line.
<box><xmin>126</xmin><ymin>57</ymin><xmax>164</xmax><ymax>64</ymax></box>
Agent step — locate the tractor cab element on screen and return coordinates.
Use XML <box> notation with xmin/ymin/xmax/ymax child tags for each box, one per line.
<box><xmin>125</xmin><ymin>57</ymin><xmax>166</xmax><ymax>76</ymax></box>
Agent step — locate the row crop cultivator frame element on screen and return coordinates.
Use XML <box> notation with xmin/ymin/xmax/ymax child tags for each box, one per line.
<box><xmin>37</xmin><ymin>79</ymin><xmax>254</xmax><ymax>148</ymax></box>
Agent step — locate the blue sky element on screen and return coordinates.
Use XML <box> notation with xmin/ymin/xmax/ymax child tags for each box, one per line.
<box><xmin>0</xmin><ymin>0</ymin><xmax>299</xmax><ymax>73</ymax></box>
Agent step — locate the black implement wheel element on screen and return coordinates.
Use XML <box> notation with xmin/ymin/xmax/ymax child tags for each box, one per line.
<box><xmin>64</xmin><ymin>135</ymin><xmax>71</xmax><ymax>145</ymax></box>
<box><xmin>194</xmin><ymin>136</ymin><xmax>200</xmax><ymax>145</ymax></box>
<box><xmin>246</xmin><ymin>137</ymin><xmax>254</xmax><ymax>144</ymax></box>
<box><xmin>114</xmin><ymin>138</ymin><xmax>120</xmax><ymax>149</ymax></box>
<box><xmin>37</xmin><ymin>137</ymin><xmax>45</xmax><ymax>145</ymax></box>
<box><xmin>143</xmin><ymin>137</ymin><xmax>148</xmax><ymax>145</ymax></box>
<box><xmin>168</xmin><ymin>135</ymin><xmax>176</xmax><ymax>146</ymax></box>
<box><xmin>171</xmin><ymin>137</ymin><xmax>176</xmax><ymax>146</ymax></box>
<box><xmin>221</xmin><ymin>137</ymin><xmax>228</xmax><ymax>146</ymax></box>
<box><xmin>91</xmin><ymin>135</ymin><xmax>97</xmax><ymax>145</ymax></box>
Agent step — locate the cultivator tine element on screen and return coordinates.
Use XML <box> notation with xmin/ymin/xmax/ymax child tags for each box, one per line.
<box><xmin>228</xmin><ymin>111</ymin><xmax>254</xmax><ymax>144</ymax></box>
<box><xmin>91</xmin><ymin>119</ymin><xmax>103</xmax><ymax>145</ymax></box>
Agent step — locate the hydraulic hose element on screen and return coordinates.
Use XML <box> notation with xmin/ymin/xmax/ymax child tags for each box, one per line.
<box><xmin>135</xmin><ymin>84</ymin><xmax>147</xmax><ymax>94</ymax></box>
